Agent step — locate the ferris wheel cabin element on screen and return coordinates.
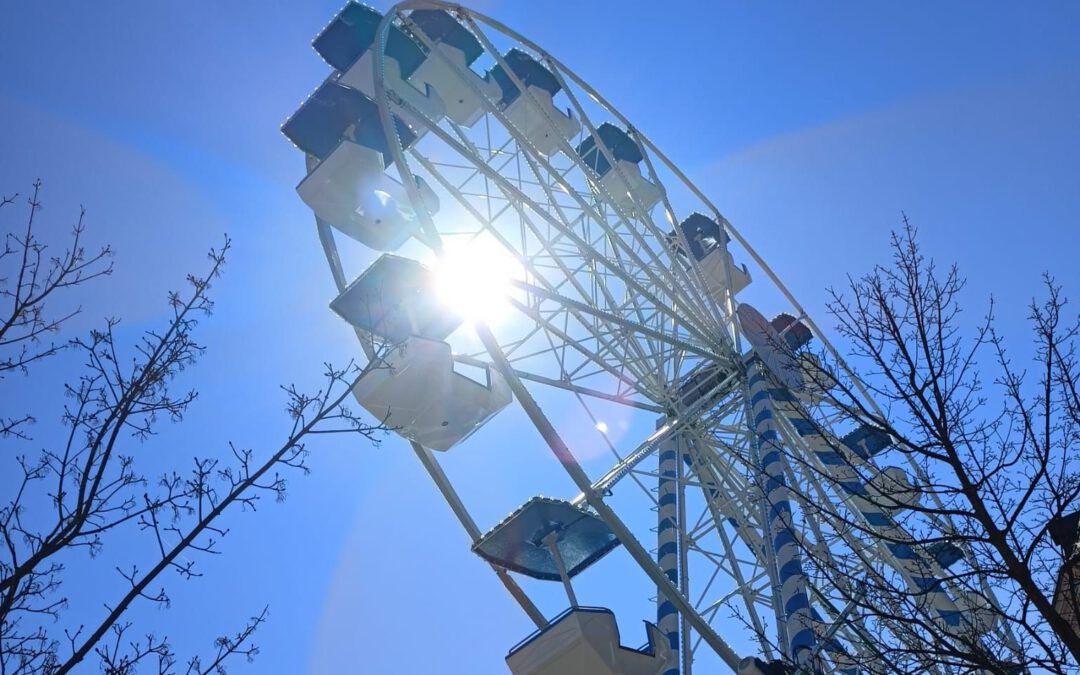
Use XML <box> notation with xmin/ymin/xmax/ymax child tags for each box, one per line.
<box><xmin>330</xmin><ymin>254</ymin><xmax>462</xmax><ymax>342</ymax></box>
<box><xmin>577</xmin><ymin>123</ymin><xmax>663</xmax><ymax>214</ymax></box>
<box><xmin>471</xmin><ymin>497</ymin><xmax>671</xmax><ymax>675</ymax></box>
<box><xmin>285</xmin><ymin>81</ymin><xmax>442</xmax><ymax>251</ymax></box>
<box><xmin>407</xmin><ymin>9</ymin><xmax>504</xmax><ymax>127</ymax></box>
<box><xmin>314</xmin><ymin>2</ymin><xmax>447</xmax><ymax>139</ymax></box>
<box><xmin>352</xmin><ymin>335</ymin><xmax>512</xmax><ymax>452</ymax></box>
<box><xmin>487</xmin><ymin>49</ymin><xmax>581</xmax><ymax>155</ymax></box>
<box><xmin>507</xmin><ymin>607</ymin><xmax>671</xmax><ymax>675</ymax></box>
<box><xmin>328</xmin><ymin>254</ymin><xmax>511</xmax><ymax>452</ymax></box>
<box><xmin>673</xmin><ymin>213</ymin><xmax>752</xmax><ymax>302</ymax></box>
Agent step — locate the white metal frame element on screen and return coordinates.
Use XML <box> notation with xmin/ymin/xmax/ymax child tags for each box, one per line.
<box><xmin>294</xmin><ymin>3</ymin><xmax>1026</xmax><ymax>673</ymax></box>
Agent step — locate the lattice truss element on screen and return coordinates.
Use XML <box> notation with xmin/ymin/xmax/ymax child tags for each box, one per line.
<box><xmin>282</xmin><ymin>3</ymin><xmax>1023</xmax><ymax>674</ymax></box>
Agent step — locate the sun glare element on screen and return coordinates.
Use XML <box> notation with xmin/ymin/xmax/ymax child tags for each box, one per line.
<box><xmin>432</xmin><ymin>236</ymin><xmax>522</xmax><ymax>325</ymax></box>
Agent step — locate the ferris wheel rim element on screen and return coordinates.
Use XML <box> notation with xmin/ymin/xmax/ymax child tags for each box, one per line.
<box><xmin>290</xmin><ymin>3</ymin><xmax>1030</xmax><ymax>670</ymax></box>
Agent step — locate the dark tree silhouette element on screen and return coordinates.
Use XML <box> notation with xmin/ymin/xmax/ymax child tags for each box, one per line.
<box><xmin>0</xmin><ymin>183</ymin><xmax>385</xmax><ymax>674</ymax></box>
<box><xmin>0</xmin><ymin>181</ymin><xmax>112</xmax><ymax>438</ymax></box>
<box><xmin>768</xmin><ymin>220</ymin><xmax>1080</xmax><ymax>674</ymax></box>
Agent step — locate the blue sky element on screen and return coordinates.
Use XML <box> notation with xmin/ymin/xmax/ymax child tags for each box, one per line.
<box><xmin>2</xmin><ymin>2</ymin><xmax>1079</xmax><ymax>673</ymax></box>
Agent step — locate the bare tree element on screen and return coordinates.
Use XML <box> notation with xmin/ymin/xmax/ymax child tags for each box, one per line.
<box><xmin>0</xmin><ymin>181</ymin><xmax>112</xmax><ymax>439</ymax></box>
<box><xmin>764</xmin><ymin>219</ymin><xmax>1080</xmax><ymax>674</ymax></box>
<box><xmin>0</xmin><ymin>183</ymin><xmax>385</xmax><ymax>673</ymax></box>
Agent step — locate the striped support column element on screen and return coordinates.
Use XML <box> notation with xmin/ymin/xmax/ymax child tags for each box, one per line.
<box><xmin>771</xmin><ymin>389</ymin><xmax>969</xmax><ymax>634</ymax></box>
<box><xmin>748</xmin><ymin>367</ymin><xmax>818</xmax><ymax>667</ymax></box>
<box><xmin>657</xmin><ymin>427</ymin><xmax>680</xmax><ymax>675</ymax></box>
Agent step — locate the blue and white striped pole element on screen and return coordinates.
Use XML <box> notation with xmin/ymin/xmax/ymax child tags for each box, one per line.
<box><xmin>748</xmin><ymin>366</ymin><xmax>818</xmax><ymax>668</ymax></box>
<box><xmin>773</xmin><ymin>391</ymin><xmax>969</xmax><ymax>635</ymax></box>
<box><xmin>657</xmin><ymin>427</ymin><xmax>680</xmax><ymax>675</ymax></box>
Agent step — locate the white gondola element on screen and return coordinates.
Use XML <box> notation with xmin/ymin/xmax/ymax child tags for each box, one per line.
<box><xmin>739</xmin><ymin>303</ymin><xmax>804</xmax><ymax>391</ymax></box>
<box><xmin>596</xmin><ymin>159</ymin><xmax>663</xmax><ymax>214</ymax></box>
<box><xmin>797</xmin><ymin>353</ymin><xmax>839</xmax><ymax>403</ymax></box>
<box><xmin>406</xmin><ymin>9</ymin><xmax>503</xmax><ymax>127</ymax></box>
<box><xmin>957</xmin><ymin>591</ymin><xmax>999</xmax><ymax>633</ymax></box>
<box><xmin>506</xmin><ymin>607</ymin><xmax>671</xmax><ymax>675</ymax></box>
<box><xmin>337</xmin><ymin>51</ymin><xmax>446</xmax><ymax>139</ymax></box>
<box><xmin>501</xmin><ymin>85</ymin><xmax>580</xmax><ymax>156</ymax></box>
<box><xmin>488</xmin><ymin>49</ymin><xmax>580</xmax><ymax>156</ymax></box>
<box><xmin>330</xmin><ymin>254</ymin><xmax>461</xmax><ymax>343</ymax></box>
<box><xmin>870</xmin><ymin>466</ymin><xmax>920</xmax><ymax>509</ymax></box>
<box><xmin>697</xmin><ymin>243</ymin><xmax>751</xmax><ymax>301</ymax></box>
<box><xmin>577</xmin><ymin>123</ymin><xmax>661</xmax><ymax>214</ymax></box>
<box><xmin>409</xmin><ymin>43</ymin><xmax>502</xmax><ymax>127</ymax></box>
<box><xmin>297</xmin><ymin>139</ymin><xmax>439</xmax><ymax>252</ymax></box>
<box><xmin>353</xmin><ymin>336</ymin><xmax>512</xmax><ymax>452</ymax></box>
<box><xmin>674</xmin><ymin>213</ymin><xmax>751</xmax><ymax>304</ymax></box>
<box><xmin>314</xmin><ymin>3</ymin><xmax>445</xmax><ymax>139</ymax></box>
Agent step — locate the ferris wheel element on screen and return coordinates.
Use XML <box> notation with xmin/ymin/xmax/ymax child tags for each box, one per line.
<box><xmin>282</xmin><ymin>3</ymin><xmax>1022</xmax><ymax>674</ymax></box>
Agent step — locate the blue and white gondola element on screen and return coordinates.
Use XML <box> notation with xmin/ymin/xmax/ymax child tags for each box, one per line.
<box><xmin>314</xmin><ymin>2</ymin><xmax>447</xmax><ymax>138</ymax></box>
<box><xmin>576</xmin><ymin>123</ymin><xmax>662</xmax><ymax>214</ymax></box>
<box><xmin>486</xmin><ymin>49</ymin><xmax>581</xmax><ymax>156</ymax></box>
<box><xmin>405</xmin><ymin>9</ymin><xmax>503</xmax><ymax>127</ymax></box>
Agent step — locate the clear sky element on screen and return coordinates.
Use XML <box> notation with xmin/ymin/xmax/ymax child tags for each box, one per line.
<box><xmin>2</xmin><ymin>2</ymin><xmax>1079</xmax><ymax>673</ymax></box>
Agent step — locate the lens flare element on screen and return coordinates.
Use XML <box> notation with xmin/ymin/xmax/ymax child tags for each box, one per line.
<box><xmin>432</xmin><ymin>236</ymin><xmax>522</xmax><ymax>325</ymax></box>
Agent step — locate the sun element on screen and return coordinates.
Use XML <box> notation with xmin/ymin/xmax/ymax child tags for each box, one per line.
<box><xmin>431</xmin><ymin>235</ymin><xmax>522</xmax><ymax>326</ymax></box>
